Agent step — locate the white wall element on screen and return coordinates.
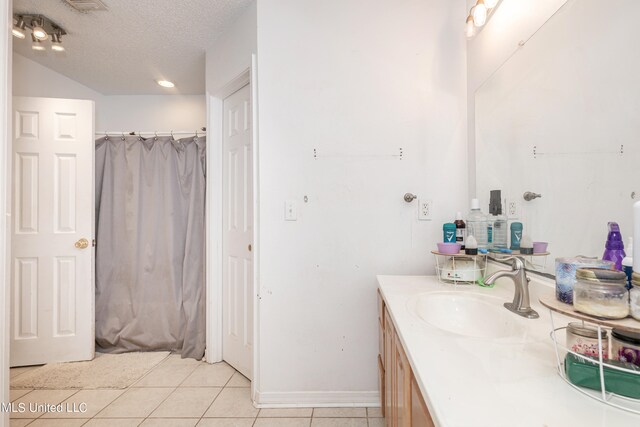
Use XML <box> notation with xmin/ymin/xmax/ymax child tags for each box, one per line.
<box><xmin>466</xmin><ymin>0</ymin><xmax>567</xmax><ymax>196</ymax></box>
<box><xmin>254</xmin><ymin>0</ymin><xmax>467</xmax><ymax>405</ymax></box>
<box><xmin>206</xmin><ymin>1</ymin><xmax>257</xmax><ymax>94</ymax></box>
<box><xmin>13</xmin><ymin>54</ymin><xmax>205</xmax><ymax>131</ymax></box>
<box><xmin>99</xmin><ymin>95</ymin><xmax>206</xmax><ymax>132</ymax></box>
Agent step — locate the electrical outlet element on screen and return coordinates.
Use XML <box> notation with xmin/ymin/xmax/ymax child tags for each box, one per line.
<box><xmin>508</xmin><ymin>200</ymin><xmax>519</xmax><ymax>218</ymax></box>
<box><xmin>418</xmin><ymin>200</ymin><xmax>432</xmax><ymax>221</ymax></box>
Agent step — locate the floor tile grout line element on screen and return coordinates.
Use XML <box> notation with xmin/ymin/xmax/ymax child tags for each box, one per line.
<box><xmin>127</xmin><ymin>350</ymin><xmax>175</xmax><ymax>388</ymax></box>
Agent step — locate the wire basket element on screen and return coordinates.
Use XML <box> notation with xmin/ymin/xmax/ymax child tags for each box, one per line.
<box><xmin>548</xmin><ymin>310</ymin><xmax>640</xmax><ymax>414</ymax></box>
<box><xmin>432</xmin><ymin>251</ymin><xmax>488</xmax><ymax>285</ymax></box>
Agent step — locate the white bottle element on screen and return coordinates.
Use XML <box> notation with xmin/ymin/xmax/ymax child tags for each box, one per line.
<box><xmin>467</xmin><ymin>199</ymin><xmax>488</xmax><ymax>250</ymax></box>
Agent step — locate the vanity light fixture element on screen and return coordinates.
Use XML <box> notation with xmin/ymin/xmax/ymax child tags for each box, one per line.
<box><xmin>472</xmin><ymin>0</ymin><xmax>488</xmax><ymax>26</ymax></box>
<box><xmin>465</xmin><ymin>0</ymin><xmax>502</xmax><ymax>39</ymax></box>
<box><xmin>12</xmin><ymin>17</ymin><xmax>26</xmax><ymax>39</ymax></box>
<box><xmin>157</xmin><ymin>80</ymin><xmax>175</xmax><ymax>88</ymax></box>
<box><xmin>13</xmin><ymin>14</ymin><xmax>67</xmax><ymax>52</ymax></box>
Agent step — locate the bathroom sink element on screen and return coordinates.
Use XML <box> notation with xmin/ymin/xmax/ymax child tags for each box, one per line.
<box><xmin>407</xmin><ymin>291</ymin><xmax>526</xmax><ymax>339</ymax></box>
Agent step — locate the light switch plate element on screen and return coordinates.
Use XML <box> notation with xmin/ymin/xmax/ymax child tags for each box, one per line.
<box><xmin>285</xmin><ymin>200</ymin><xmax>297</xmax><ymax>221</ymax></box>
<box><xmin>418</xmin><ymin>200</ymin><xmax>432</xmax><ymax>221</ymax></box>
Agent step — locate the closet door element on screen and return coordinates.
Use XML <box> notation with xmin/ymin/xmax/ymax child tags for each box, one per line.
<box><xmin>10</xmin><ymin>97</ymin><xmax>95</xmax><ymax>366</ymax></box>
<box><xmin>222</xmin><ymin>84</ymin><xmax>253</xmax><ymax>379</ymax></box>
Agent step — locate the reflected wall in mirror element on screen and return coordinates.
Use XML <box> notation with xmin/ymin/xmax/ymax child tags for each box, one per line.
<box><xmin>475</xmin><ymin>0</ymin><xmax>640</xmax><ymax>275</ymax></box>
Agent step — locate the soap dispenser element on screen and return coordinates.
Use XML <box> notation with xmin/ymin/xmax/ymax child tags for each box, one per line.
<box><xmin>603</xmin><ymin>222</ymin><xmax>625</xmax><ymax>271</ymax></box>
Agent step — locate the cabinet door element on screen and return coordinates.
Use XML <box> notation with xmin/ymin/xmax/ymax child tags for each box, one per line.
<box><xmin>384</xmin><ymin>308</ymin><xmax>394</xmax><ymax>427</ymax></box>
<box><xmin>411</xmin><ymin>374</ymin><xmax>435</xmax><ymax>427</ymax></box>
<box><xmin>378</xmin><ymin>354</ymin><xmax>385</xmax><ymax>418</ymax></box>
<box><xmin>394</xmin><ymin>334</ymin><xmax>412</xmax><ymax>427</ymax></box>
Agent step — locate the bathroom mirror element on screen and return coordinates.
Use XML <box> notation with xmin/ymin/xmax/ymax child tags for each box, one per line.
<box><xmin>475</xmin><ymin>0</ymin><xmax>640</xmax><ymax>276</ymax></box>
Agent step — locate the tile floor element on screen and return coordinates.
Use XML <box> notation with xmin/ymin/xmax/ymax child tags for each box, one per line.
<box><xmin>9</xmin><ymin>354</ymin><xmax>383</xmax><ymax>427</ymax></box>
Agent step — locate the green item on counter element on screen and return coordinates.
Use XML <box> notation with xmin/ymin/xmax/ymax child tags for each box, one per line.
<box><xmin>564</xmin><ymin>353</ymin><xmax>640</xmax><ymax>399</ymax></box>
<box><xmin>476</xmin><ymin>277</ymin><xmax>494</xmax><ymax>288</ymax></box>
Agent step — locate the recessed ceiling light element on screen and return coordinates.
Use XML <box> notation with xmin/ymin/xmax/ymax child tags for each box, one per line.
<box><xmin>157</xmin><ymin>80</ymin><xmax>175</xmax><ymax>88</ymax></box>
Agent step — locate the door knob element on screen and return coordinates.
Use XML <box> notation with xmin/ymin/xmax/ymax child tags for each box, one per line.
<box><xmin>75</xmin><ymin>238</ymin><xmax>89</xmax><ymax>249</ymax></box>
<box><xmin>248</xmin><ymin>244</ymin><xmax>252</xmax><ymax>252</ymax></box>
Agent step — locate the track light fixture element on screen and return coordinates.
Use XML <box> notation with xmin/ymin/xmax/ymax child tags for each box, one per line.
<box><xmin>13</xmin><ymin>14</ymin><xmax>67</xmax><ymax>52</ymax></box>
<box><xmin>465</xmin><ymin>0</ymin><xmax>502</xmax><ymax>39</ymax></box>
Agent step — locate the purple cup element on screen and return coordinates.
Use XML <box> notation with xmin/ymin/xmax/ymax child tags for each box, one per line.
<box><xmin>437</xmin><ymin>242</ymin><xmax>462</xmax><ymax>254</ymax></box>
<box><xmin>533</xmin><ymin>242</ymin><xmax>548</xmax><ymax>254</ymax></box>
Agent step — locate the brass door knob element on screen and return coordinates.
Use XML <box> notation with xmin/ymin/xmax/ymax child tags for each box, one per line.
<box><xmin>75</xmin><ymin>238</ymin><xmax>89</xmax><ymax>249</ymax></box>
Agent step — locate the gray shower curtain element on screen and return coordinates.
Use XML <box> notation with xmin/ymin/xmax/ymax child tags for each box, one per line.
<box><xmin>94</xmin><ymin>135</ymin><xmax>206</xmax><ymax>359</ymax></box>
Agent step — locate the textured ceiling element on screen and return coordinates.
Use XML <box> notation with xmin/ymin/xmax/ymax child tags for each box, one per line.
<box><xmin>13</xmin><ymin>0</ymin><xmax>253</xmax><ymax>95</ymax></box>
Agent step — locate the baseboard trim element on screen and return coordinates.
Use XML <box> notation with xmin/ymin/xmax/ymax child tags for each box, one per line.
<box><xmin>254</xmin><ymin>390</ymin><xmax>380</xmax><ymax>408</ymax></box>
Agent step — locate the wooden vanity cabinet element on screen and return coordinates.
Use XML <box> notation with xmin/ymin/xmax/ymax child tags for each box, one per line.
<box><xmin>378</xmin><ymin>290</ymin><xmax>435</xmax><ymax>427</ymax></box>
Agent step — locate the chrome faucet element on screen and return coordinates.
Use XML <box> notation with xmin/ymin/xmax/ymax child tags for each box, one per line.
<box><xmin>484</xmin><ymin>256</ymin><xmax>539</xmax><ymax>319</ymax></box>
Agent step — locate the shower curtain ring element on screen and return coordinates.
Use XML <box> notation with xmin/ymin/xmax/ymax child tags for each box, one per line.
<box><xmin>121</xmin><ymin>132</ymin><xmax>125</xmax><ymax>141</ymax></box>
<box><xmin>154</xmin><ymin>131</ymin><xmax>158</xmax><ymax>141</ymax></box>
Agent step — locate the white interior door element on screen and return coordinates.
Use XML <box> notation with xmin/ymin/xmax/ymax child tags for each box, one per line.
<box><xmin>222</xmin><ymin>84</ymin><xmax>253</xmax><ymax>379</ymax></box>
<box><xmin>10</xmin><ymin>96</ymin><xmax>95</xmax><ymax>367</ymax></box>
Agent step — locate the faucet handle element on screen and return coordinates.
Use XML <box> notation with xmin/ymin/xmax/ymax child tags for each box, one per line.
<box><xmin>489</xmin><ymin>254</ymin><xmax>526</xmax><ymax>270</ymax></box>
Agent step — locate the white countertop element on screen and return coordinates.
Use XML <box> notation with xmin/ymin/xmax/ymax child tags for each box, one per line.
<box><xmin>377</xmin><ymin>273</ymin><xmax>640</xmax><ymax>427</ymax></box>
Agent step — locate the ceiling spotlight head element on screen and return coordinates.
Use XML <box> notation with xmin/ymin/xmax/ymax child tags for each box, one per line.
<box><xmin>51</xmin><ymin>32</ymin><xmax>65</xmax><ymax>52</ymax></box>
<box><xmin>32</xmin><ymin>18</ymin><xmax>48</xmax><ymax>40</ymax></box>
<box><xmin>31</xmin><ymin>34</ymin><xmax>45</xmax><ymax>51</ymax></box>
<box><xmin>157</xmin><ymin>80</ymin><xmax>175</xmax><ymax>88</ymax></box>
<box><xmin>485</xmin><ymin>0</ymin><xmax>499</xmax><ymax>8</ymax></box>
<box><xmin>12</xmin><ymin>17</ymin><xmax>26</xmax><ymax>39</ymax></box>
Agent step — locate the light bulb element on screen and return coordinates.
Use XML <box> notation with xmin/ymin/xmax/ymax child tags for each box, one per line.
<box><xmin>12</xmin><ymin>27</ymin><xmax>26</xmax><ymax>39</ymax></box>
<box><xmin>157</xmin><ymin>80</ymin><xmax>175</xmax><ymax>88</ymax></box>
<box><xmin>32</xmin><ymin>19</ymin><xmax>48</xmax><ymax>40</ymax></box>
<box><xmin>485</xmin><ymin>0</ymin><xmax>499</xmax><ymax>8</ymax></box>
<box><xmin>51</xmin><ymin>33</ymin><xmax>65</xmax><ymax>52</ymax></box>
<box><xmin>465</xmin><ymin>14</ymin><xmax>476</xmax><ymax>39</ymax></box>
<box><xmin>12</xmin><ymin>18</ymin><xmax>26</xmax><ymax>39</ymax></box>
<box><xmin>473</xmin><ymin>0</ymin><xmax>488</xmax><ymax>26</ymax></box>
<box><xmin>31</xmin><ymin>34</ymin><xmax>45</xmax><ymax>51</ymax></box>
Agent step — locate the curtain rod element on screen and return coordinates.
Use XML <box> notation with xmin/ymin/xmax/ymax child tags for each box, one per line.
<box><xmin>95</xmin><ymin>130</ymin><xmax>206</xmax><ymax>136</ymax></box>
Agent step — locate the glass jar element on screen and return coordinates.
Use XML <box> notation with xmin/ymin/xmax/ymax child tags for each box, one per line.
<box><xmin>555</xmin><ymin>258</ymin><xmax>615</xmax><ymax>304</ymax></box>
<box><xmin>631</xmin><ymin>287</ymin><xmax>640</xmax><ymax>321</ymax></box>
<box><xmin>573</xmin><ymin>268</ymin><xmax>629</xmax><ymax>319</ymax></box>
<box><xmin>611</xmin><ymin>328</ymin><xmax>640</xmax><ymax>367</ymax></box>
<box><xmin>566</xmin><ymin>322</ymin><xmax>608</xmax><ymax>359</ymax></box>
